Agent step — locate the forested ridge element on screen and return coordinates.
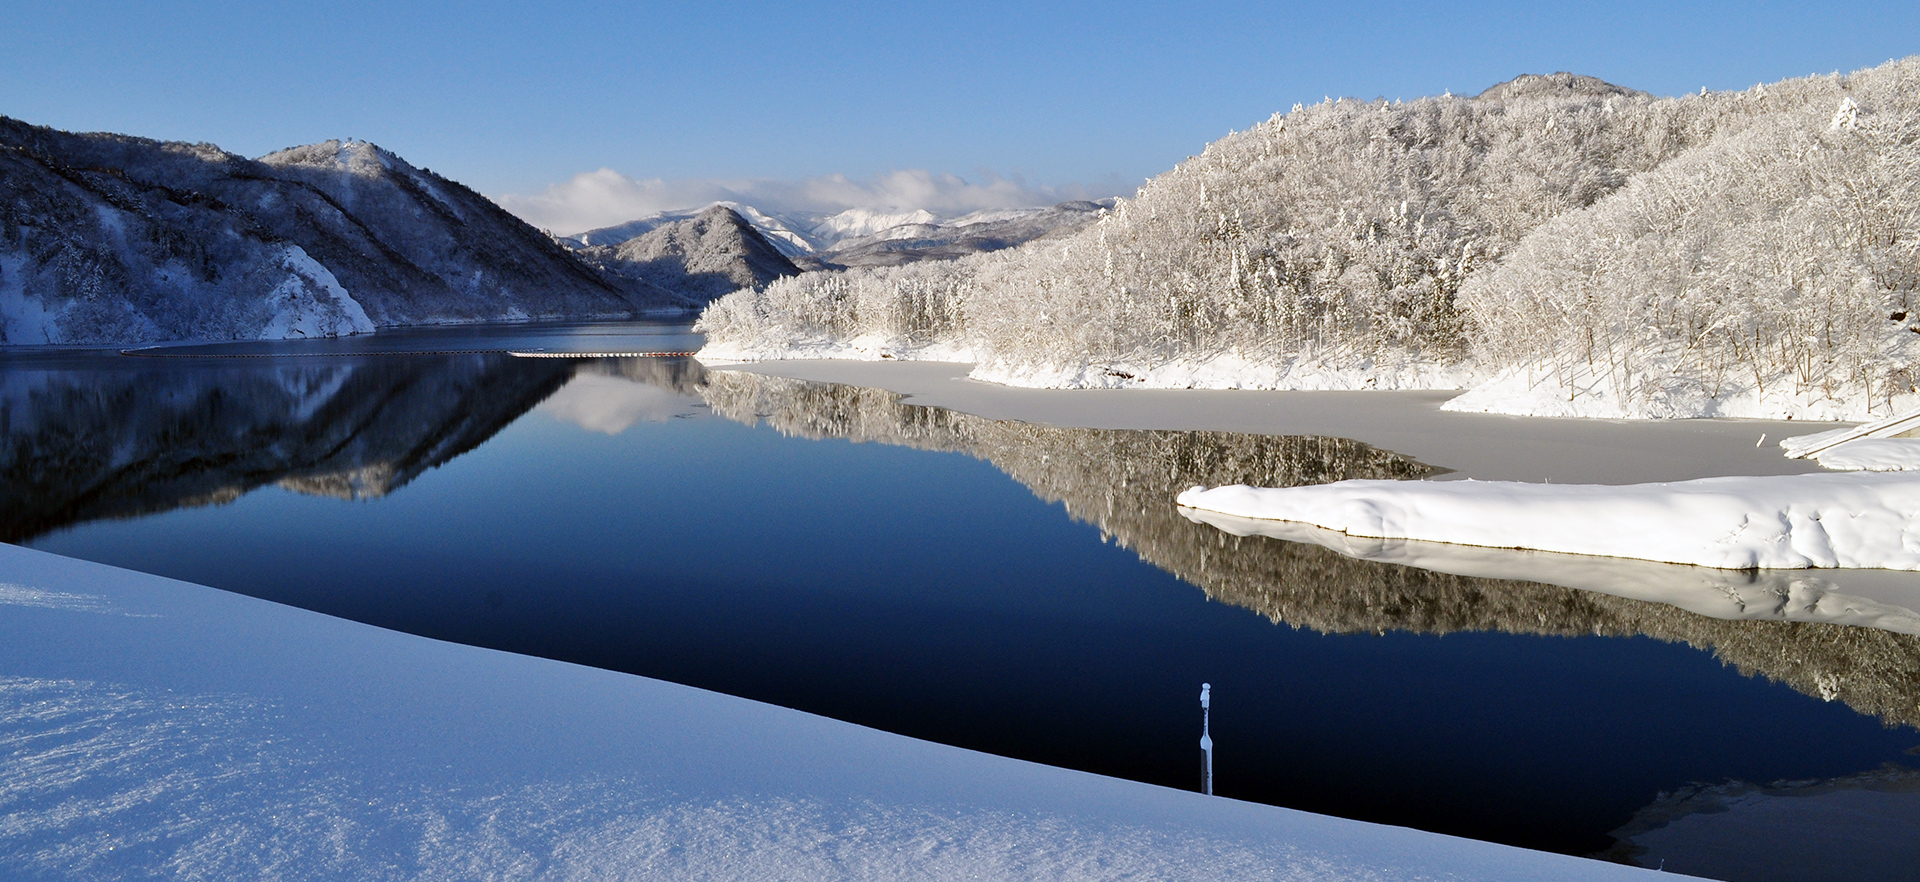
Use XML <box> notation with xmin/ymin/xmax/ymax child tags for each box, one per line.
<box><xmin>700</xmin><ymin>59</ymin><xmax>1920</xmax><ymax>420</ymax></box>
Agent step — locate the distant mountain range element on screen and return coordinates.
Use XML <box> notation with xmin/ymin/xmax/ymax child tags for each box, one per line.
<box><xmin>0</xmin><ymin>118</ymin><xmax>797</xmax><ymax>345</ymax></box>
<box><xmin>571</xmin><ymin>205</ymin><xmax>799</xmax><ymax>302</ymax></box>
<box><xmin>564</xmin><ymin>199</ymin><xmax>1115</xmax><ymax>270</ymax></box>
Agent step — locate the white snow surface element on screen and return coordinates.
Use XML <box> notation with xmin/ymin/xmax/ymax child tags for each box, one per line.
<box><xmin>811</xmin><ymin>207</ymin><xmax>939</xmax><ymax>239</ymax></box>
<box><xmin>1176</xmin><ymin>472</ymin><xmax>1920</xmax><ymax>570</ymax></box>
<box><xmin>970</xmin><ymin>353</ymin><xmax>1477</xmax><ymax>392</ymax></box>
<box><xmin>1440</xmin><ymin>364</ymin><xmax>1913</xmax><ymax>421</ymax></box>
<box><xmin>698</xmin><ymin>336</ymin><xmax>979</xmax><ymax>366</ymax></box>
<box><xmin>258</xmin><ymin>246</ymin><xmax>376</xmax><ymax>340</ymax></box>
<box><xmin>1805</xmin><ymin>438</ymin><xmax>1920</xmax><ymax>472</ymax></box>
<box><xmin>0</xmin><ymin>543</ymin><xmax>1675</xmax><ymax>880</ymax></box>
<box><xmin>693</xmin><ymin>345</ymin><xmax>1477</xmax><ymax>392</ymax></box>
<box><xmin>1779</xmin><ymin>420</ymin><xmax>1920</xmax><ymax>471</ymax></box>
<box><xmin>1180</xmin><ymin>510</ymin><xmax>1920</xmax><ymax>636</ymax></box>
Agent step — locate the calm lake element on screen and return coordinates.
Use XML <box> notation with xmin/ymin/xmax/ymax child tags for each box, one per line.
<box><xmin>8</xmin><ymin>320</ymin><xmax>1920</xmax><ymax>881</ymax></box>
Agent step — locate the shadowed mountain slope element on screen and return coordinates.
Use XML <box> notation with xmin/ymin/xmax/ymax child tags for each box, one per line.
<box><xmin>0</xmin><ymin>118</ymin><xmax>689</xmax><ymax>345</ymax></box>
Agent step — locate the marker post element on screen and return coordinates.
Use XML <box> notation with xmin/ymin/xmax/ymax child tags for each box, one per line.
<box><xmin>1200</xmin><ymin>682</ymin><xmax>1214</xmax><ymax>796</ymax></box>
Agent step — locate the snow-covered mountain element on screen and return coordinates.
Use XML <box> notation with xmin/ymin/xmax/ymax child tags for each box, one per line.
<box><xmin>569</xmin><ymin>199</ymin><xmax>1112</xmax><ymax>269</ymax></box>
<box><xmin>699</xmin><ymin>58</ymin><xmax>1920</xmax><ymax>420</ymax></box>
<box><xmin>573</xmin><ymin>205</ymin><xmax>800</xmax><ymax>302</ymax></box>
<box><xmin>567</xmin><ymin>202</ymin><xmax>823</xmax><ymax>258</ymax></box>
<box><xmin>0</xmin><ymin>118</ymin><xmax>692</xmax><ymax>346</ymax></box>
<box><xmin>806</xmin><ymin>200</ymin><xmax>1113</xmax><ymax>269</ymax></box>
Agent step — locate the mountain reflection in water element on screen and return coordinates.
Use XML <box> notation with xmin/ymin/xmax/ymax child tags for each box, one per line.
<box><xmin>8</xmin><ymin>356</ymin><xmax>1920</xmax><ymax>734</ymax></box>
<box><xmin>698</xmin><ymin>370</ymin><xmax>1920</xmax><ymax>733</ymax></box>
<box><xmin>13</xmin><ymin>350</ymin><xmax>1920</xmax><ymax>878</ymax></box>
<box><xmin>0</xmin><ymin>354</ymin><xmax>700</xmax><ymax>541</ymax></box>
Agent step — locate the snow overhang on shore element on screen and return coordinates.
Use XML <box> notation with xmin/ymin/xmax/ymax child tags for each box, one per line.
<box><xmin>1177</xmin><ymin>472</ymin><xmax>1920</xmax><ymax>571</ymax></box>
<box><xmin>1180</xmin><ymin>508</ymin><xmax>1920</xmax><ymax>636</ymax></box>
<box><xmin>0</xmin><ymin>544</ymin><xmax>1676</xmax><ymax>880</ymax></box>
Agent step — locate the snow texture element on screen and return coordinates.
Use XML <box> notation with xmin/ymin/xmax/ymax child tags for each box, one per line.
<box><xmin>0</xmin><ymin>543</ymin><xmax>1677</xmax><ymax>880</ymax></box>
<box><xmin>1176</xmin><ymin>472</ymin><xmax>1920</xmax><ymax>570</ymax></box>
<box><xmin>1805</xmin><ymin>438</ymin><xmax>1920</xmax><ymax>471</ymax></box>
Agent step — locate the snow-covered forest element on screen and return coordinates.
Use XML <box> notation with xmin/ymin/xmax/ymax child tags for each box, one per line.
<box><xmin>698</xmin><ymin>58</ymin><xmax>1920</xmax><ymax>420</ymax></box>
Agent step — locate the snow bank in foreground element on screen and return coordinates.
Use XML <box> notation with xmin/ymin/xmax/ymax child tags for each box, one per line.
<box><xmin>1181</xmin><ymin>508</ymin><xmax>1920</xmax><ymax>636</ymax></box>
<box><xmin>0</xmin><ymin>544</ymin><xmax>1671</xmax><ymax>880</ymax></box>
<box><xmin>1177</xmin><ymin>472</ymin><xmax>1920</xmax><ymax>570</ymax></box>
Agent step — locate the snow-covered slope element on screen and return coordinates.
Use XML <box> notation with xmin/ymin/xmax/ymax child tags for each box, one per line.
<box><xmin>0</xmin><ymin>542</ymin><xmax>1679</xmax><ymax>880</ymax></box>
<box><xmin>569</xmin><ymin>201</ymin><xmax>824</xmax><ymax>258</ymax></box>
<box><xmin>699</xmin><ymin>58</ymin><xmax>1920</xmax><ymax>421</ymax></box>
<box><xmin>807</xmin><ymin>200</ymin><xmax>1112</xmax><ymax>269</ymax></box>
<box><xmin>0</xmin><ymin>120</ymin><xmax>686</xmax><ymax>345</ymax></box>
<box><xmin>576</xmin><ymin>205</ymin><xmax>800</xmax><ymax>302</ymax></box>
<box><xmin>571</xmin><ymin>200</ymin><xmax>1112</xmax><ymax>269</ymax></box>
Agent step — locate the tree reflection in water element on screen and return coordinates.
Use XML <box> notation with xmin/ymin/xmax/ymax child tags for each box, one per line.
<box><xmin>6</xmin><ymin>355</ymin><xmax>1920</xmax><ymax>732</ymax></box>
<box><xmin>699</xmin><ymin>369</ymin><xmax>1920</xmax><ymax>733</ymax></box>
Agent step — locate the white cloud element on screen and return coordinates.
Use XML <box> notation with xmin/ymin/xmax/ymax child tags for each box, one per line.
<box><xmin>494</xmin><ymin>168</ymin><xmax>1127</xmax><ymax>236</ymax></box>
<box><xmin>536</xmin><ymin>373</ymin><xmax>695</xmax><ymax>435</ymax></box>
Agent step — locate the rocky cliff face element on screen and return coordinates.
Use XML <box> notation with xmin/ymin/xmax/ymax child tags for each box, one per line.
<box><xmin>577</xmin><ymin>205</ymin><xmax>798</xmax><ymax>301</ymax></box>
<box><xmin>0</xmin><ymin>118</ymin><xmax>688</xmax><ymax>345</ymax></box>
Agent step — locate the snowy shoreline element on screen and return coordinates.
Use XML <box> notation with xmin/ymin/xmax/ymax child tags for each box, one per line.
<box><xmin>698</xmin><ymin>341</ymin><xmax>1920</xmax><ymax>422</ymax></box>
<box><xmin>1177</xmin><ymin>472</ymin><xmax>1920</xmax><ymax>571</ymax></box>
<box><xmin>0</xmin><ymin>543</ymin><xmax>1678</xmax><ymax>879</ymax></box>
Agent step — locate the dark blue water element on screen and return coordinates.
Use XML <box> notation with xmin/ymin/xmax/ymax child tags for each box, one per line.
<box><xmin>8</xmin><ymin>332</ymin><xmax>1918</xmax><ymax>868</ymax></box>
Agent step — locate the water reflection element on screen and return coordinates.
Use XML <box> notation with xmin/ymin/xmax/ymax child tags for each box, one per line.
<box><xmin>10</xmin><ymin>355</ymin><xmax>1920</xmax><ymax>734</ymax></box>
<box><xmin>1185</xmin><ymin>510</ymin><xmax>1920</xmax><ymax>637</ymax></box>
<box><xmin>0</xmin><ymin>354</ymin><xmax>700</xmax><ymax>541</ymax></box>
<box><xmin>697</xmin><ymin>370</ymin><xmax>1920</xmax><ymax>732</ymax></box>
<box><xmin>14</xmin><ymin>350</ymin><xmax>1920</xmax><ymax>875</ymax></box>
<box><xmin>1603</xmin><ymin>764</ymin><xmax>1920</xmax><ymax>881</ymax></box>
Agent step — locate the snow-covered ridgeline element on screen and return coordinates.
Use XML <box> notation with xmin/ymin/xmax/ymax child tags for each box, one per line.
<box><xmin>0</xmin><ymin>120</ymin><xmax>673</xmax><ymax>346</ymax></box>
<box><xmin>698</xmin><ymin>58</ymin><xmax>1920</xmax><ymax>421</ymax></box>
<box><xmin>1176</xmin><ymin>472</ymin><xmax>1920</xmax><ymax>570</ymax></box>
<box><xmin>0</xmin><ymin>544</ymin><xmax>1671</xmax><ymax>880</ymax></box>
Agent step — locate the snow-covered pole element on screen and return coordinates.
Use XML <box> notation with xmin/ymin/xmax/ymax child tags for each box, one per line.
<box><xmin>1199</xmin><ymin>682</ymin><xmax>1213</xmax><ymax>796</ymax></box>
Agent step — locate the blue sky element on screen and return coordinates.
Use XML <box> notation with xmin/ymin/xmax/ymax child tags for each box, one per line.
<box><xmin>3</xmin><ymin>1</ymin><xmax>1915</xmax><ymax>231</ymax></box>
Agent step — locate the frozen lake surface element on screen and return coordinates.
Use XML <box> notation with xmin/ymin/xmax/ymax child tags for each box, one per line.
<box><xmin>8</xmin><ymin>321</ymin><xmax>1920</xmax><ymax>880</ymax></box>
